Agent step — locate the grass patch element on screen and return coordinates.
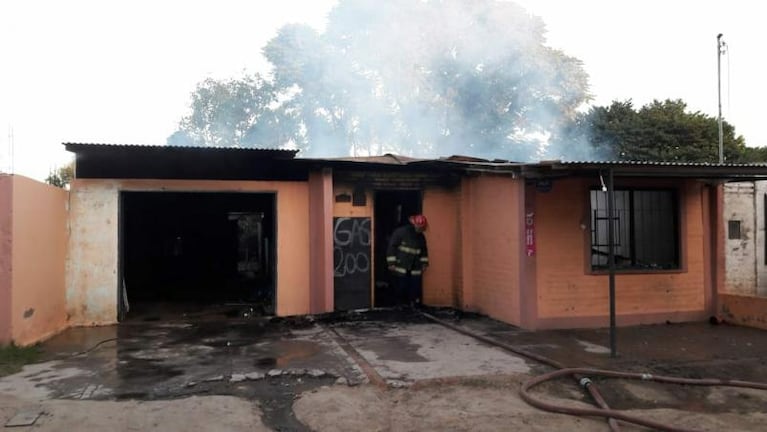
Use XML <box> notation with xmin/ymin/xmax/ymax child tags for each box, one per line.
<box><xmin>0</xmin><ymin>344</ymin><xmax>41</xmax><ymax>377</ymax></box>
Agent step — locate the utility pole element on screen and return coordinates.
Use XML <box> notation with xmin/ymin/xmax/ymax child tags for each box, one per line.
<box><xmin>607</xmin><ymin>168</ymin><xmax>617</xmax><ymax>358</ymax></box>
<box><xmin>717</xmin><ymin>33</ymin><xmax>726</xmax><ymax>164</ymax></box>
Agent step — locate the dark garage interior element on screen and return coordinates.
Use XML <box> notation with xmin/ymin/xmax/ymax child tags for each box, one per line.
<box><xmin>120</xmin><ymin>192</ymin><xmax>276</xmax><ymax>319</ymax></box>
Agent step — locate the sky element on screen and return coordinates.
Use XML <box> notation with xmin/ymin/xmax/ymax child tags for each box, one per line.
<box><xmin>1</xmin><ymin>0</ymin><xmax>764</xmax><ymax>181</ymax></box>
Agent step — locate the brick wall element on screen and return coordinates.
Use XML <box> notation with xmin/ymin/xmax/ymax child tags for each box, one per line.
<box><xmin>422</xmin><ymin>187</ymin><xmax>460</xmax><ymax>306</ymax></box>
<box><xmin>533</xmin><ymin>177</ymin><xmax>708</xmax><ymax>328</ymax></box>
<box><xmin>719</xmin><ymin>293</ymin><xmax>767</xmax><ymax>330</ymax></box>
<box><xmin>461</xmin><ymin>175</ymin><xmax>522</xmax><ymax>325</ymax></box>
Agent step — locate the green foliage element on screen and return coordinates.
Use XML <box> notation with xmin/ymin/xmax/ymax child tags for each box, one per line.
<box><xmin>168</xmin><ymin>75</ymin><xmax>297</xmax><ymax>148</ymax></box>
<box><xmin>552</xmin><ymin>99</ymin><xmax>762</xmax><ymax>163</ymax></box>
<box><xmin>170</xmin><ymin>0</ymin><xmax>591</xmax><ymax>159</ymax></box>
<box><xmin>0</xmin><ymin>343</ymin><xmax>41</xmax><ymax>377</ymax></box>
<box><xmin>45</xmin><ymin>162</ymin><xmax>74</xmax><ymax>188</ymax></box>
<box><xmin>740</xmin><ymin>146</ymin><xmax>767</xmax><ymax>162</ymax></box>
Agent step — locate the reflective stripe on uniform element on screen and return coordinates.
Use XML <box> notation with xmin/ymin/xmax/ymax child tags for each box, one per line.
<box><xmin>386</xmin><ymin>256</ymin><xmax>397</xmax><ymax>263</ymax></box>
<box><xmin>420</xmin><ymin>257</ymin><xmax>429</xmax><ymax>263</ymax></box>
<box><xmin>411</xmin><ymin>270</ymin><xmax>422</xmax><ymax>276</ymax></box>
<box><xmin>392</xmin><ymin>266</ymin><xmax>407</xmax><ymax>274</ymax></box>
<box><xmin>398</xmin><ymin>245</ymin><xmax>421</xmax><ymax>255</ymax></box>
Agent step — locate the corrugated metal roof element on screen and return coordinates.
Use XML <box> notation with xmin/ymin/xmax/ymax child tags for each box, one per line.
<box><xmin>519</xmin><ymin>159</ymin><xmax>767</xmax><ymax>181</ymax></box>
<box><xmin>557</xmin><ymin>160</ymin><xmax>767</xmax><ymax>168</ymax></box>
<box><xmin>63</xmin><ymin>142</ymin><xmax>298</xmax><ymax>157</ymax></box>
<box><xmin>61</xmin><ymin>142</ymin><xmax>767</xmax><ymax>181</ymax></box>
<box><xmin>315</xmin><ymin>153</ymin><xmax>425</xmax><ymax>165</ymax></box>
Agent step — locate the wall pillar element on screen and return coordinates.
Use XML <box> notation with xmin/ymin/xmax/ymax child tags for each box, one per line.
<box><xmin>0</xmin><ymin>176</ymin><xmax>12</xmax><ymax>344</ymax></box>
<box><xmin>309</xmin><ymin>168</ymin><xmax>334</xmax><ymax>314</ymax></box>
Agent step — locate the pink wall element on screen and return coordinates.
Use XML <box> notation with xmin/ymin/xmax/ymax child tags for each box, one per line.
<box><xmin>3</xmin><ymin>176</ymin><xmax>68</xmax><ymax>345</ymax></box>
<box><xmin>0</xmin><ymin>176</ymin><xmax>12</xmax><ymax>344</ymax></box>
<box><xmin>422</xmin><ymin>187</ymin><xmax>460</xmax><ymax>306</ymax></box>
<box><xmin>309</xmin><ymin>169</ymin><xmax>334</xmax><ymax>313</ymax></box>
<box><xmin>460</xmin><ymin>175</ymin><xmax>523</xmax><ymax>325</ymax></box>
<box><xmin>272</xmin><ymin>182</ymin><xmax>311</xmax><ymax>316</ymax></box>
<box><xmin>531</xmin><ymin>177</ymin><xmax>709</xmax><ymax>329</ymax></box>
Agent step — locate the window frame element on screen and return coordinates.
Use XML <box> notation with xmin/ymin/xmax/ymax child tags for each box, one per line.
<box><xmin>587</xmin><ymin>186</ymin><xmax>682</xmax><ymax>273</ymax></box>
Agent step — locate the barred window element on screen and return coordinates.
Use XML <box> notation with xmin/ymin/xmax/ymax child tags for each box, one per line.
<box><xmin>727</xmin><ymin>220</ymin><xmax>742</xmax><ymax>240</ymax></box>
<box><xmin>590</xmin><ymin>189</ymin><xmax>679</xmax><ymax>270</ymax></box>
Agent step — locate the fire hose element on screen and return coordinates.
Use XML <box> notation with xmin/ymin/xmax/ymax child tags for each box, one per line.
<box><xmin>520</xmin><ymin>367</ymin><xmax>767</xmax><ymax>432</ymax></box>
<box><xmin>419</xmin><ymin>311</ymin><xmax>767</xmax><ymax>432</ymax></box>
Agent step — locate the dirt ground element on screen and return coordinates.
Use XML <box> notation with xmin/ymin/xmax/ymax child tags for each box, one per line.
<box><xmin>294</xmin><ymin>377</ymin><xmax>767</xmax><ymax>432</ymax></box>
<box><xmin>1</xmin><ymin>308</ymin><xmax>767</xmax><ymax>431</ymax></box>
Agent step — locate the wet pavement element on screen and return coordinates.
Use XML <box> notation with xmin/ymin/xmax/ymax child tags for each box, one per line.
<box><xmin>2</xmin><ymin>307</ymin><xmax>767</xmax><ymax>431</ymax></box>
<box><xmin>0</xmin><ymin>317</ymin><xmax>361</xmax><ymax>430</ymax></box>
<box><xmin>453</xmin><ymin>313</ymin><xmax>767</xmax><ymax>378</ymax></box>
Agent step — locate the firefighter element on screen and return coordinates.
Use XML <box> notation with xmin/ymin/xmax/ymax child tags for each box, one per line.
<box><xmin>386</xmin><ymin>214</ymin><xmax>429</xmax><ymax>307</ymax></box>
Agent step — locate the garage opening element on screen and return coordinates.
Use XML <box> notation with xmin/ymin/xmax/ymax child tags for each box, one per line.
<box><xmin>119</xmin><ymin>192</ymin><xmax>276</xmax><ymax>320</ymax></box>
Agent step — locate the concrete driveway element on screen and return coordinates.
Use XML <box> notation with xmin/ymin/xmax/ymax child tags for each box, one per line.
<box><xmin>2</xmin><ymin>308</ymin><xmax>767</xmax><ymax>431</ymax></box>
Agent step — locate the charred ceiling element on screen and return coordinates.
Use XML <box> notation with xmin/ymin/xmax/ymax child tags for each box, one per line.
<box><xmin>65</xmin><ymin>143</ymin><xmax>305</xmax><ymax>181</ymax></box>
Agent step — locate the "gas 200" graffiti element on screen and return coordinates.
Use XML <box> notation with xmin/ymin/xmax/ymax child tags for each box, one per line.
<box><xmin>333</xmin><ymin>217</ymin><xmax>371</xmax><ymax>277</ymax></box>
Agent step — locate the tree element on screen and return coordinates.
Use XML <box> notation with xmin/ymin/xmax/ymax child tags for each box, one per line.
<box><xmin>550</xmin><ymin>99</ymin><xmax>756</xmax><ymax>163</ymax></box>
<box><xmin>45</xmin><ymin>162</ymin><xmax>74</xmax><ymax>188</ymax></box>
<box><xmin>170</xmin><ymin>0</ymin><xmax>591</xmax><ymax>160</ymax></box>
<box><xmin>168</xmin><ymin>75</ymin><xmax>296</xmax><ymax>148</ymax></box>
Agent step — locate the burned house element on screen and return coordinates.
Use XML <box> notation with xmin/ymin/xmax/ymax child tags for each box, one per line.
<box><xmin>4</xmin><ymin>143</ymin><xmax>767</xmax><ymax>345</ymax></box>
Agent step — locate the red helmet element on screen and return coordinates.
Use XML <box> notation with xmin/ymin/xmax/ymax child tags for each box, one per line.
<box><xmin>409</xmin><ymin>214</ymin><xmax>428</xmax><ymax>229</ymax></box>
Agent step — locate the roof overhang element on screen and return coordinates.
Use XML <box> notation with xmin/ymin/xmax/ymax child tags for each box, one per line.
<box><xmin>62</xmin><ymin>144</ymin><xmax>767</xmax><ymax>184</ymax></box>
<box><xmin>64</xmin><ymin>143</ymin><xmax>304</xmax><ymax>181</ymax></box>
<box><xmin>519</xmin><ymin>160</ymin><xmax>767</xmax><ymax>182</ymax></box>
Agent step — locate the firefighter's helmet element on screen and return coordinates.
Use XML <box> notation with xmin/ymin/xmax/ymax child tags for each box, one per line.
<box><xmin>409</xmin><ymin>214</ymin><xmax>428</xmax><ymax>229</ymax></box>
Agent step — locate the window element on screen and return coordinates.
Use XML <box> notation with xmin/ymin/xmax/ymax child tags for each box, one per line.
<box><xmin>728</xmin><ymin>220</ymin><xmax>742</xmax><ymax>240</ymax></box>
<box><xmin>590</xmin><ymin>189</ymin><xmax>679</xmax><ymax>270</ymax></box>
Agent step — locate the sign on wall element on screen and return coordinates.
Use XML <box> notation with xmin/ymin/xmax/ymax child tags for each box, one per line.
<box><xmin>333</xmin><ymin>217</ymin><xmax>372</xmax><ymax>310</ymax></box>
<box><xmin>525</xmin><ymin>211</ymin><xmax>536</xmax><ymax>257</ymax></box>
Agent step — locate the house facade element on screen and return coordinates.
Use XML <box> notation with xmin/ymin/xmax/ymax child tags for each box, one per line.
<box><xmin>4</xmin><ymin>144</ymin><xmax>767</xmax><ymax>345</ymax></box>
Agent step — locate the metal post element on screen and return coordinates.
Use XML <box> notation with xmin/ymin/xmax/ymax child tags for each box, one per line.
<box><xmin>717</xmin><ymin>33</ymin><xmax>724</xmax><ymax>164</ymax></box>
<box><xmin>607</xmin><ymin>168</ymin><xmax>617</xmax><ymax>358</ymax></box>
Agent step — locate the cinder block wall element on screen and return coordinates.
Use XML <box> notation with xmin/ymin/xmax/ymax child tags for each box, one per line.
<box><xmin>723</xmin><ymin>182</ymin><xmax>758</xmax><ymax>295</ymax></box>
<box><xmin>533</xmin><ymin>178</ymin><xmax>709</xmax><ymax>328</ymax></box>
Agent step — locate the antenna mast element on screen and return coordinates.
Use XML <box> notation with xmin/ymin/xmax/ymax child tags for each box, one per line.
<box><xmin>717</xmin><ymin>34</ymin><xmax>726</xmax><ymax>164</ymax></box>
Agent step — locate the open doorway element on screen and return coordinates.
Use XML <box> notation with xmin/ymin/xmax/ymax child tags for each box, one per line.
<box><xmin>119</xmin><ymin>192</ymin><xmax>276</xmax><ymax>321</ymax></box>
<box><xmin>374</xmin><ymin>190</ymin><xmax>422</xmax><ymax>307</ymax></box>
